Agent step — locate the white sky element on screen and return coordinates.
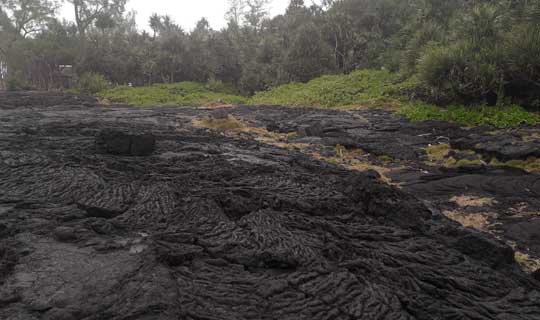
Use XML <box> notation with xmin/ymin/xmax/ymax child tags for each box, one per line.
<box><xmin>59</xmin><ymin>0</ymin><xmax>292</xmax><ymax>32</ymax></box>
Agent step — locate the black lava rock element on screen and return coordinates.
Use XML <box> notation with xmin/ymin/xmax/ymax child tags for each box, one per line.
<box><xmin>210</xmin><ymin>109</ymin><xmax>230</xmax><ymax>120</ymax></box>
<box><xmin>53</xmin><ymin>227</ymin><xmax>78</xmax><ymax>242</ymax></box>
<box><xmin>96</xmin><ymin>129</ymin><xmax>156</xmax><ymax>156</ymax></box>
<box><xmin>532</xmin><ymin>269</ymin><xmax>540</xmax><ymax>282</ymax></box>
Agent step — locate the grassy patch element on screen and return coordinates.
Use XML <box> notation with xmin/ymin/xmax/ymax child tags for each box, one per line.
<box><xmin>425</xmin><ymin>144</ymin><xmax>486</xmax><ymax>168</ymax></box>
<box><xmin>377</xmin><ymin>155</ymin><xmax>394</xmax><ymax>163</ymax></box>
<box><xmin>99</xmin><ymin>82</ymin><xmax>246</xmax><ymax>107</ymax></box>
<box><xmin>426</xmin><ymin>144</ymin><xmax>452</xmax><ymax>162</ymax></box>
<box><xmin>97</xmin><ymin>70</ymin><xmax>540</xmax><ymax>129</ymax></box>
<box><xmin>251</xmin><ymin>70</ymin><xmax>540</xmax><ymax>128</ymax></box>
<box><xmin>425</xmin><ymin>144</ymin><xmax>540</xmax><ymax>172</ymax></box>
<box><xmin>400</xmin><ymin>103</ymin><xmax>540</xmax><ymax>128</ymax></box>
<box><xmin>514</xmin><ymin>251</ymin><xmax>540</xmax><ymax>273</ymax></box>
<box><xmin>249</xmin><ymin>70</ymin><xmax>403</xmax><ymax>108</ymax></box>
<box><xmin>490</xmin><ymin>157</ymin><xmax>540</xmax><ymax>173</ymax></box>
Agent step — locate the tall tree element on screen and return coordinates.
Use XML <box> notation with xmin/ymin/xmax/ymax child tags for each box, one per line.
<box><xmin>226</xmin><ymin>0</ymin><xmax>246</xmax><ymax>25</ymax></box>
<box><xmin>2</xmin><ymin>0</ymin><xmax>57</xmax><ymax>38</ymax></box>
<box><xmin>67</xmin><ymin>0</ymin><xmax>126</xmax><ymax>68</ymax></box>
<box><xmin>68</xmin><ymin>0</ymin><xmax>126</xmax><ymax>38</ymax></box>
<box><xmin>244</xmin><ymin>0</ymin><xmax>270</xmax><ymax>29</ymax></box>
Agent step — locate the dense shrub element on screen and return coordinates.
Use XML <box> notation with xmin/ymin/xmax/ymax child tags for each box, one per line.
<box><xmin>400</xmin><ymin>22</ymin><xmax>444</xmax><ymax>76</ymax></box>
<box><xmin>417</xmin><ymin>42</ymin><xmax>502</xmax><ymax>105</ymax></box>
<box><xmin>501</xmin><ymin>24</ymin><xmax>540</xmax><ymax>108</ymax></box>
<box><xmin>413</xmin><ymin>3</ymin><xmax>540</xmax><ymax>109</ymax></box>
<box><xmin>77</xmin><ymin>73</ymin><xmax>109</xmax><ymax>94</ymax></box>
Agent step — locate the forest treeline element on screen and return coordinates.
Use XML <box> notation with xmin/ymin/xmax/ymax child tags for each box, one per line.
<box><xmin>1</xmin><ymin>0</ymin><xmax>540</xmax><ymax>107</ymax></box>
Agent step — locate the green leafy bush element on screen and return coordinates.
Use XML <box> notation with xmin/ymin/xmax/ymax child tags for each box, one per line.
<box><xmin>400</xmin><ymin>103</ymin><xmax>540</xmax><ymax>128</ymax></box>
<box><xmin>400</xmin><ymin>22</ymin><xmax>444</xmax><ymax>75</ymax></box>
<box><xmin>77</xmin><ymin>73</ymin><xmax>109</xmax><ymax>94</ymax></box>
<box><xmin>99</xmin><ymin>81</ymin><xmax>246</xmax><ymax>107</ymax></box>
<box><xmin>250</xmin><ymin>70</ymin><xmax>403</xmax><ymax>108</ymax></box>
<box><xmin>501</xmin><ymin>24</ymin><xmax>540</xmax><ymax>108</ymax></box>
<box><xmin>413</xmin><ymin>4</ymin><xmax>540</xmax><ymax>108</ymax></box>
<box><xmin>417</xmin><ymin>42</ymin><xmax>502</xmax><ymax>105</ymax></box>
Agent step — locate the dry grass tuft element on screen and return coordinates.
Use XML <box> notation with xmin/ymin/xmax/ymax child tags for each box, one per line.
<box><xmin>194</xmin><ymin>115</ymin><xmax>398</xmax><ymax>185</ymax></box>
<box><xmin>522</xmin><ymin>132</ymin><xmax>540</xmax><ymax>142</ymax></box>
<box><xmin>334</xmin><ymin>145</ymin><xmax>365</xmax><ymax>159</ymax></box>
<box><xmin>313</xmin><ymin>146</ymin><xmax>396</xmax><ymax>185</ymax></box>
<box><xmin>451</xmin><ymin>195</ymin><xmax>496</xmax><ymax>208</ymax></box>
<box><xmin>443</xmin><ymin>210</ymin><xmax>497</xmax><ymax>232</ymax></box>
<box><xmin>490</xmin><ymin>157</ymin><xmax>540</xmax><ymax>173</ymax></box>
<box><xmin>425</xmin><ymin>144</ymin><xmax>485</xmax><ymax>168</ymax></box>
<box><xmin>514</xmin><ymin>251</ymin><xmax>540</xmax><ymax>273</ymax></box>
<box><xmin>426</xmin><ymin>143</ymin><xmax>452</xmax><ymax>162</ymax></box>
<box><xmin>98</xmin><ymin>98</ymin><xmax>112</xmax><ymax>105</ymax></box>
<box><xmin>193</xmin><ymin>115</ymin><xmax>304</xmax><ymax>150</ymax></box>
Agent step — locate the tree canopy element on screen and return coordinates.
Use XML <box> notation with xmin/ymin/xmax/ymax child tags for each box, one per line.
<box><xmin>1</xmin><ymin>0</ymin><xmax>540</xmax><ymax>107</ymax></box>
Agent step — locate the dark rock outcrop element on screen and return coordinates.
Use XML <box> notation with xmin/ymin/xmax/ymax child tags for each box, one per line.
<box><xmin>0</xmin><ymin>92</ymin><xmax>539</xmax><ymax>320</ymax></box>
<box><xmin>452</xmin><ymin>135</ymin><xmax>540</xmax><ymax>161</ymax></box>
<box><xmin>96</xmin><ymin>129</ymin><xmax>156</xmax><ymax>156</ymax></box>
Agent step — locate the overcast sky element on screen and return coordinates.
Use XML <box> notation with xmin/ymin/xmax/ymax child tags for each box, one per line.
<box><xmin>59</xmin><ymin>0</ymin><xmax>292</xmax><ymax>32</ymax></box>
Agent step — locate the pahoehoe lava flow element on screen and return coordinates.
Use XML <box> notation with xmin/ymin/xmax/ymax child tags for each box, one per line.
<box><xmin>0</xmin><ymin>92</ymin><xmax>539</xmax><ymax>319</ymax></box>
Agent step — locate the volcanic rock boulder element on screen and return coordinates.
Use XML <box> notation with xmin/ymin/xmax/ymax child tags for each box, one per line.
<box><xmin>452</xmin><ymin>135</ymin><xmax>540</xmax><ymax>161</ymax></box>
<box><xmin>96</xmin><ymin>129</ymin><xmax>156</xmax><ymax>156</ymax></box>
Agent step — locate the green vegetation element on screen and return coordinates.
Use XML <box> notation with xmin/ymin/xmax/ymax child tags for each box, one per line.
<box><xmin>2</xmin><ymin>0</ymin><xmax>540</xmax><ymax>107</ymax></box>
<box><xmin>98</xmin><ymin>69</ymin><xmax>540</xmax><ymax>128</ymax></box>
<box><xmin>249</xmin><ymin>70</ymin><xmax>402</xmax><ymax>108</ymax></box>
<box><xmin>77</xmin><ymin>72</ymin><xmax>110</xmax><ymax>94</ymax></box>
<box><xmin>249</xmin><ymin>69</ymin><xmax>539</xmax><ymax>128</ymax></box>
<box><xmin>100</xmin><ymin>69</ymin><xmax>405</xmax><ymax>108</ymax></box>
<box><xmin>3</xmin><ymin>0</ymin><xmax>540</xmax><ymax>126</ymax></box>
<box><xmin>426</xmin><ymin>144</ymin><xmax>452</xmax><ymax>162</ymax></box>
<box><xmin>425</xmin><ymin>144</ymin><xmax>485</xmax><ymax>168</ymax></box>
<box><xmin>413</xmin><ymin>4</ymin><xmax>540</xmax><ymax>108</ymax></box>
<box><xmin>491</xmin><ymin>158</ymin><xmax>540</xmax><ymax>173</ymax></box>
<box><xmin>99</xmin><ymin>82</ymin><xmax>246</xmax><ymax>107</ymax></box>
<box><xmin>400</xmin><ymin>104</ymin><xmax>540</xmax><ymax>128</ymax></box>
<box><xmin>425</xmin><ymin>144</ymin><xmax>540</xmax><ymax>172</ymax></box>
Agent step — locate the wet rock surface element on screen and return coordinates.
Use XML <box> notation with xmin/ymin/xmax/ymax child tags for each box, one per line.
<box><xmin>1</xmin><ymin>92</ymin><xmax>540</xmax><ymax>319</ymax></box>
